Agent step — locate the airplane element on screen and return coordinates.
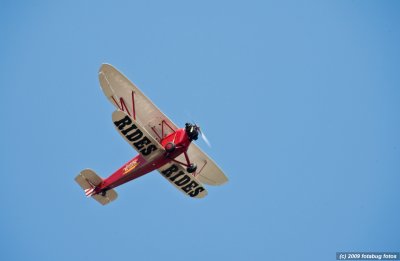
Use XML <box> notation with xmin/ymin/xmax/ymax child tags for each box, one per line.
<box><xmin>75</xmin><ymin>64</ymin><xmax>228</xmax><ymax>205</ymax></box>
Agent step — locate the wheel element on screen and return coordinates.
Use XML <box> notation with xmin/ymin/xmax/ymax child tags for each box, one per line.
<box><xmin>187</xmin><ymin>163</ymin><xmax>197</xmax><ymax>173</ymax></box>
<box><xmin>165</xmin><ymin>142</ymin><xmax>176</xmax><ymax>153</ymax></box>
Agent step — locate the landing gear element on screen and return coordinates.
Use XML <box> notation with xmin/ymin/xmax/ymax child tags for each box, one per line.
<box><xmin>165</xmin><ymin>142</ymin><xmax>176</xmax><ymax>153</ymax></box>
<box><xmin>166</xmin><ymin>147</ymin><xmax>197</xmax><ymax>174</ymax></box>
<box><xmin>187</xmin><ymin>163</ymin><xmax>197</xmax><ymax>173</ymax></box>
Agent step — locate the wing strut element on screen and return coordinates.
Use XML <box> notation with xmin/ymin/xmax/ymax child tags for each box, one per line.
<box><xmin>111</xmin><ymin>91</ymin><xmax>136</xmax><ymax>120</ymax></box>
<box><xmin>151</xmin><ymin>120</ymin><xmax>175</xmax><ymax>140</ymax></box>
<box><xmin>168</xmin><ymin>151</ymin><xmax>198</xmax><ymax>174</ymax></box>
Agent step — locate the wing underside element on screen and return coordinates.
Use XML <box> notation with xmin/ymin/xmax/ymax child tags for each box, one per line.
<box><xmin>157</xmin><ymin>162</ymin><xmax>208</xmax><ymax>198</ymax></box>
<box><xmin>99</xmin><ymin>64</ymin><xmax>178</xmax><ymax>142</ymax></box>
<box><xmin>175</xmin><ymin>143</ymin><xmax>228</xmax><ymax>185</ymax></box>
<box><xmin>111</xmin><ymin>110</ymin><xmax>165</xmax><ymax>162</ymax></box>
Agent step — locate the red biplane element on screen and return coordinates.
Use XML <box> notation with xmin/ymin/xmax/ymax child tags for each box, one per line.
<box><xmin>75</xmin><ymin>64</ymin><xmax>228</xmax><ymax>205</ymax></box>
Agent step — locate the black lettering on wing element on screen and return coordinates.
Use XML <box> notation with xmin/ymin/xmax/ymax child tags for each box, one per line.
<box><xmin>169</xmin><ymin>171</ymin><xmax>185</xmax><ymax>182</ymax></box>
<box><xmin>174</xmin><ymin>175</ymin><xmax>190</xmax><ymax>186</ymax></box>
<box><xmin>141</xmin><ymin>144</ymin><xmax>157</xmax><ymax>156</ymax></box>
<box><xmin>188</xmin><ymin>187</ymin><xmax>205</xmax><ymax>197</ymax></box>
<box><xmin>181</xmin><ymin>181</ymin><xmax>199</xmax><ymax>193</ymax></box>
<box><xmin>114</xmin><ymin>115</ymin><xmax>132</xmax><ymax>130</ymax></box>
<box><xmin>161</xmin><ymin>164</ymin><xmax>179</xmax><ymax>177</ymax></box>
<box><xmin>126</xmin><ymin>129</ymin><xmax>143</xmax><ymax>142</ymax></box>
<box><xmin>134</xmin><ymin>137</ymin><xmax>151</xmax><ymax>150</ymax></box>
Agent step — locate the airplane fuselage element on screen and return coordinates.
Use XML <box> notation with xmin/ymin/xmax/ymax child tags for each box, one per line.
<box><xmin>96</xmin><ymin>128</ymin><xmax>192</xmax><ymax>193</ymax></box>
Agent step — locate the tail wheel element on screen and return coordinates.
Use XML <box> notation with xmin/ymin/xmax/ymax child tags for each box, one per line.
<box><xmin>165</xmin><ymin>142</ymin><xmax>176</xmax><ymax>153</ymax></box>
<box><xmin>187</xmin><ymin>163</ymin><xmax>197</xmax><ymax>173</ymax></box>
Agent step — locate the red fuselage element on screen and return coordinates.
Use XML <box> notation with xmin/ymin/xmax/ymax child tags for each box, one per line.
<box><xmin>96</xmin><ymin>128</ymin><xmax>192</xmax><ymax>193</ymax></box>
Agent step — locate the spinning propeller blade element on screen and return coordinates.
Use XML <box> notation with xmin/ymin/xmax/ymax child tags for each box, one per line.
<box><xmin>193</xmin><ymin>122</ymin><xmax>211</xmax><ymax>148</ymax></box>
<box><xmin>200</xmin><ymin>129</ymin><xmax>211</xmax><ymax>148</ymax></box>
<box><xmin>187</xmin><ymin>112</ymin><xmax>212</xmax><ymax>148</ymax></box>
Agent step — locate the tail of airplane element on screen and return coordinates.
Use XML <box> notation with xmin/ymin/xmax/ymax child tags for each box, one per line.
<box><xmin>75</xmin><ymin>169</ymin><xmax>118</xmax><ymax>205</ymax></box>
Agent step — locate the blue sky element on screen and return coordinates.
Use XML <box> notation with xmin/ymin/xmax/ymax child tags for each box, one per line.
<box><xmin>1</xmin><ymin>1</ymin><xmax>399</xmax><ymax>260</ymax></box>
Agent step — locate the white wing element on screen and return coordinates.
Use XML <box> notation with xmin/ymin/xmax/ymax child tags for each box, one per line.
<box><xmin>176</xmin><ymin>143</ymin><xmax>228</xmax><ymax>185</ymax></box>
<box><xmin>99</xmin><ymin>63</ymin><xmax>177</xmax><ymax>142</ymax></box>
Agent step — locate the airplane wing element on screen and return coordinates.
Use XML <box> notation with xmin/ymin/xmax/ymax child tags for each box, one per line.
<box><xmin>175</xmin><ymin>143</ymin><xmax>228</xmax><ymax>185</ymax></box>
<box><xmin>99</xmin><ymin>63</ymin><xmax>228</xmax><ymax>186</ymax></box>
<box><xmin>158</xmin><ymin>162</ymin><xmax>208</xmax><ymax>198</ymax></box>
<box><xmin>99</xmin><ymin>64</ymin><xmax>178</xmax><ymax>143</ymax></box>
<box><xmin>112</xmin><ymin>110</ymin><xmax>165</xmax><ymax>162</ymax></box>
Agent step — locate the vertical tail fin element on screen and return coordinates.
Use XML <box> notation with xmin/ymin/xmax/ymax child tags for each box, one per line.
<box><xmin>75</xmin><ymin>169</ymin><xmax>118</xmax><ymax>205</ymax></box>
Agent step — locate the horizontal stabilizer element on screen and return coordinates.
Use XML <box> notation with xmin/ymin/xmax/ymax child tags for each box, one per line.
<box><xmin>75</xmin><ymin>169</ymin><xmax>118</xmax><ymax>206</ymax></box>
<box><xmin>75</xmin><ymin>169</ymin><xmax>102</xmax><ymax>190</ymax></box>
<box><xmin>92</xmin><ymin>189</ymin><xmax>118</xmax><ymax>206</ymax></box>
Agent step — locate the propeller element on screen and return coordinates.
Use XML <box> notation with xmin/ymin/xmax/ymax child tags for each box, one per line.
<box><xmin>185</xmin><ymin>112</ymin><xmax>212</xmax><ymax>148</ymax></box>
<box><xmin>194</xmin><ymin>123</ymin><xmax>212</xmax><ymax>148</ymax></box>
